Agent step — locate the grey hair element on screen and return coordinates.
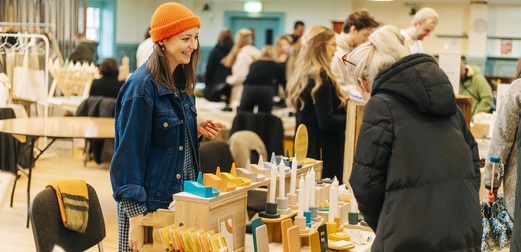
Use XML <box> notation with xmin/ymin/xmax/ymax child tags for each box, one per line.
<box><xmin>413</xmin><ymin>7</ymin><xmax>439</xmax><ymax>25</ymax></box>
<box><xmin>347</xmin><ymin>25</ymin><xmax>411</xmax><ymax>89</ymax></box>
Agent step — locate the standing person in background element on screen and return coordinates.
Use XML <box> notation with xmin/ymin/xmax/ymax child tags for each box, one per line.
<box><xmin>274</xmin><ymin>34</ymin><xmax>293</xmax><ymax>104</ymax></box>
<box><xmin>222</xmin><ymin>28</ymin><xmax>261</xmax><ymax>107</ymax></box>
<box><xmin>239</xmin><ymin>45</ymin><xmax>286</xmax><ymax>113</ymax></box>
<box><xmin>286</xmin><ymin>23</ymin><xmax>306</xmax><ymax>91</ymax></box>
<box><xmin>136</xmin><ymin>27</ymin><xmax>154</xmax><ymax>68</ymax></box>
<box><xmin>275</xmin><ymin>34</ymin><xmax>292</xmax><ymax>63</ymax></box>
<box><xmin>110</xmin><ymin>3</ymin><xmax>225</xmax><ymax>252</ymax></box>
<box><xmin>331</xmin><ymin>9</ymin><xmax>379</xmax><ymax>98</ymax></box>
<box><xmin>347</xmin><ymin>25</ymin><xmax>481</xmax><ymax>251</ymax></box>
<box><xmin>482</xmin><ymin>58</ymin><xmax>521</xmax><ymax>239</ymax></box>
<box><xmin>290</xmin><ymin>21</ymin><xmax>305</xmax><ymax>46</ymax></box>
<box><xmin>204</xmin><ymin>29</ymin><xmax>233</xmax><ymax>102</ymax></box>
<box><xmin>400</xmin><ymin>7</ymin><xmax>438</xmax><ymax>54</ymax></box>
<box><xmin>89</xmin><ymin>58</ymin><xmax>124</xmax><ymax>99</ymax></box>
<box><xmin>459</xmin><ymin>61</ymin><xmax>494</xmax><ymax>115</ymax></box>
<box><xmin>287</xmin><ymin>25</ymin><xmax>347</xmax><ymax>182</ymax></box>
<box><xmin>69</xmin><ymin>33</ymin><xmax>98</xmax><ymax>64</ymax></box>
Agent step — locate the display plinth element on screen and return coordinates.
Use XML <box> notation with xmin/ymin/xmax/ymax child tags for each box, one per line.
<box><xmin>174</xmin><ymin>179</ymin><xmax>269</xmax><ymax>251</ymax></box>
<box><xmin>260</xmin><ymin>210</ymin><xmax>298</xmax><ymax>243</ymax></box>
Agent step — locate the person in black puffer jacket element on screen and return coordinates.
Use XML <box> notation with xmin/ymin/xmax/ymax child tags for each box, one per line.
<box><xmin>347</xmin><ymin>25</ymin><xmax>482</xmax><ymax>251</ymax></box>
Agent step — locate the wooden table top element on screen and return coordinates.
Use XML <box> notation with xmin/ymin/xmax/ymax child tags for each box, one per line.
<box><xmin>0</xmin><ymin>117</ymin><xmax>115</xmax><ymax>139</ymax></box>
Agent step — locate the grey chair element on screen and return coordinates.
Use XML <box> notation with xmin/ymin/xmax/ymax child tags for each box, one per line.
<box><xmin>199</xmin><ymin>140</ymin><xmax>235</xmax><ymax>173</ymax></box>
<box><xmin>29</xmin><ymin>183</ymin><xmax>106</xmax><ymax>252</ymax></box>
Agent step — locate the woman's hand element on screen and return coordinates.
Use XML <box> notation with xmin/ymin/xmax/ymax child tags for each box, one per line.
<box><xmin>129</xmin><ymin>213</ymin><xmax>144</xmax><ymax>251</ymax></box>
<box><xmin>198</xmin><ymin>120</ymin><xmax>225</xmax><ymax>139</ymax></box>
<box><xmin>486</xmin><ymin>189</ymin><xmax>498</xmax><ymax>207</ymax></box>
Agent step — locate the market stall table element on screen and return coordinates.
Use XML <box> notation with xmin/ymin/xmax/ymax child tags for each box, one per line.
<box><xmin>0</xmin><ymin>116</ymin><xmax>114</xmax><ymax>227</ymax></box>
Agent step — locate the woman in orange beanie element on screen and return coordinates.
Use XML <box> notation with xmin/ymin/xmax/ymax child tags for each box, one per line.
<box><xmin>110</xmin><ymin>3</ymin><xmax>225</xmax><ymax>251</ymax></box>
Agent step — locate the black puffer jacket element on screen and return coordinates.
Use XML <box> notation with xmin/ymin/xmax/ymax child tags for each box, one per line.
<box><xmin>350</xmin><ymin>54</ymin><xmax>482</xmax><ymax>251</ymax></box>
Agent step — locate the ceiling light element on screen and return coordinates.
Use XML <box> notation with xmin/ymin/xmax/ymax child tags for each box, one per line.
<box><xmin>244</xmin><ymin>2</ymin><xmax>262</xmax><ymax>13</ymax></box>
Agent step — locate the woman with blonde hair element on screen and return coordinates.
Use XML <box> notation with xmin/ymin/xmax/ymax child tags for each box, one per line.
<box><xmin>239</xmin><ymin>45</ymin><xmax>285</xmax><ymax>113</ymax></box>
<box><xmin>287</xmin><ymin>25</ymin><xmax>347</xmax><ymax>182</ymax></box>
<box><xmin>222</xmin><ymin>28</ymin><xmax>261</xmax><ymax>107</ymax></box>
<box><xmin>347</xmin><ymin>25</ymin><xmax>481</xmax><ymax>251</ymax></box>
<box><xmin>275</xmin><ymin>34</ymin><xmax>293</xmax><ymax>63</ymax></box>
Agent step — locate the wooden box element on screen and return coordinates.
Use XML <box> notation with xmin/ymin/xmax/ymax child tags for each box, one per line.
<box><xmin>456</xmin><ymin>95</ymin><xmax>472</xmax><ymax>127</ymax></box>
<box><xmin>137</xmin><ymin>209</ymin><xmax>176</xmax><ymax>252</ymax></box>
<box><xmin>173</xmin><ymin>180</ymin><xmax>270</xmax><ymax>251</ymax></box>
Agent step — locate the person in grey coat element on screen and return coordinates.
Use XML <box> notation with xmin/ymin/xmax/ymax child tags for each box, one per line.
<box><xmin>347</xmin><ymin>25</ymin><xmax>482</xmax><ymax>251</ymax></box>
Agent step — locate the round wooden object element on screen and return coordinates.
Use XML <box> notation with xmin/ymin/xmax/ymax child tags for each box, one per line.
<box><xmin>294</xmin><ymin>124</ymin><xmax>308</xmax><ymax>162</ymax></box>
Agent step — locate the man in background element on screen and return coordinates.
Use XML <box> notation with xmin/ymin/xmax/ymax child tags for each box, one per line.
<box><xmin>460</xmin><ymin>61</ymin><xmax>494</xmax><ymax>116</ymax></box>
<box><xmin>400</xmin><ymin>7</ymin><xmax>439</xmax><ymax>54</ymax></box>
<box><xmin>290</xmin><ymin>20</ymin><xmax>305</xmax><ymax>46</ymax></box>
<box><xmin>331</xmin><ymin>9</ymin><xmax>379</xmax><ymax>97</ymax></box>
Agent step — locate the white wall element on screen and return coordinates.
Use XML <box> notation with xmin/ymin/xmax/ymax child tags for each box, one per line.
<box><xmin>115</xmin><ymin>0</ymin><xmax>352</xmax><ymax>46</ymax></box>
<box><xmin>352</xmin><ymin>2</ymin><xmax>470</xmax><ymax>55</ymax></box>
<box><xmin>114</xmin><ymin>0</ymin><xmax>521</xmax><ymax>57</ymax></box>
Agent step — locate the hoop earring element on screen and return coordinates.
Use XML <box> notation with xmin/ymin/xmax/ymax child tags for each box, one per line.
<box><xmin>160</xmin><ymin>44</ymin><xmax>165</xmax><ymax>51</ymax></box>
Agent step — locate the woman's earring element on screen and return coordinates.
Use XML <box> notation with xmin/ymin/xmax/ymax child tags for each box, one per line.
<box><xmin>160</xmin><ymin>44</ymin><xmax>165</xmax><ymax>51</ymax></box>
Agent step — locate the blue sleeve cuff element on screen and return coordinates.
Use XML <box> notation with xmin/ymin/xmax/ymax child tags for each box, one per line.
<box><xmin>113</xmin><ymin>184</ymin><xmax>147</xmax><ymax>203</ymax></box>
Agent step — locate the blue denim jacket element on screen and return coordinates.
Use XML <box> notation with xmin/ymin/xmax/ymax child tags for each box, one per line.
<box><xmin>110</xmin><ymin>65</ymin><xmax>200</xmax><ymax>211</ymax></box>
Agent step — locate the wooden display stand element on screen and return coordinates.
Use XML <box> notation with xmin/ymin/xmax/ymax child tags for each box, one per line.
<box><xmin>173</xmin><ymin>180</ymin><xmax>270</xmax><ymax>251</ymax></box>
<box><xmin>137</xmin><ymin>209</ymin><xmax>176</xmax><ymax>252</ymax></box>
<box><xmin>343</xmin><ymin>101</ymin><xmax>365</xmax><ymax>186</ymax></box>
<box><xmin>259</xmin><ymin>210</ymin><xmax>297</xmax><ymax>243</ymax></box>
<box><xmin>343</xmin><ymin>97</ymin><xmax>472</xmax><ymax>186</ymax></box>
<box><xmin>456</xmin><ymin>95</ymin><xmax>472</xmax><ymax>127</ymax></box>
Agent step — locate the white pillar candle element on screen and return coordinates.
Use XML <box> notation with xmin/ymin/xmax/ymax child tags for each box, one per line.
<box><xmin>298</xmin><ymin>176</ymin><xmax>305</xmax><ymax>217</ymax></box>
<box><xmin>310</xmin><ymin>167</ymin><xmax>315</xmax><ymax>207</ymax></box>
<box><xmin>289</xmin><ymin>155</ymin><xmax>297</xmax><ymax>195</ymax></box>
<box><xmin>329</xmin><ymin>177</ymin><xmax>339</xmax><ymax>223</ymax></box>
<box><xmin>279</xmin><ymin>160</ymin><xmax>285</xmax><ymax>199</ymax></box>
<box><xmin>269</xmin><ymin>163</ymin><xmax>277</xmax><ymax>203</ymax></box>
<box><xmin>304</xmin><ymin>171</ymin><xmax>311</xmax><ymax>211</ymax></box>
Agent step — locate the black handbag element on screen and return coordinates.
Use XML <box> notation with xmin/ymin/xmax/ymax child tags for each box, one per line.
<box><xmin>205</xmin><ymin>82</ymin><xmax>231</xmax><ymax>103</ymax></box>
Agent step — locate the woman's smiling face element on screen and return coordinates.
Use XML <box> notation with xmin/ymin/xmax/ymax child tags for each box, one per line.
<box><xmin>161</xmin><ymin>27</ymin><xmax>199</xmax><ymax>69</ymax></box>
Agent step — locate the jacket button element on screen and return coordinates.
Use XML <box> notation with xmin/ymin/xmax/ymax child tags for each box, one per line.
<box><xmin>176</xmin><ymin>174</ymin><xmax>181</xmax><ymax>179</ymax></box>
<box><xmin>180</xmin><ymin>119</ymin><xmax>184</xmax><ymax>124</ymax></box>
<box><xmin>178</xmin><ymin>146</ymin><xmax>184</xmax><ymax>151</ymax></box>
<box><xmin>163</xmin><ymin>122</ymin><xmax>168</xmax><ymax>128</ymax></box>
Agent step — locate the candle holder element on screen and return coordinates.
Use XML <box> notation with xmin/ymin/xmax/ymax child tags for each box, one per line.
<box><xmin>309</xmin><ymin>206</ymin><xmax>321</xmax><ymax>222</ymax></box>
<box><xmin>287</xmin><ymin>193</ymin><xmax>298</xmax><ymax>210</ymax></box>
<box><xmin>259</xmin><ymin>202</ymin><xmax>280</xmax><ymax>218</ymax></box>
<box><xmin>294</xmin><ymin>216</ymin><xmax>310</xmax><ymax>234</ymax></box>
<box><xmin>277</xmin><ymin>197</ymin><xmax>291</xmax><ymax>214</ymax></box>
<box><xmin>334</xmin><ymin>216</ymin><xmax>344</xmax><ymax>232</ymax></box>
<box><xmin>303</xmin><ymin>211</ymin><xmax>314</xmax><ymax>228</ymax></box>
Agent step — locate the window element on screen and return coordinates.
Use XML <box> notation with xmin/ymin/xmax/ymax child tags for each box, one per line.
<box><xmin>86</xmin><ymin>7</ymin><xmax>101</xmax><ymax>41</ymax></box>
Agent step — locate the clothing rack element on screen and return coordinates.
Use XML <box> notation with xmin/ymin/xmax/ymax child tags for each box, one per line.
<box><xmin>0</xmin><ymin>32</ymin><xmax>50</xmax><ymax>118</ymax></box>
<box><xmin>0</xmin><ymin>22</ymin><xmax>63</xmax><ymax>63</ymax></box>
<box><xmin>0</xmin><ymin>22</ymin><xmax>56</xmax><ymax>34</ymax></box>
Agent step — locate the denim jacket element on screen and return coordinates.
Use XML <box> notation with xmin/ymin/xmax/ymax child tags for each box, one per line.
<box><xmin>110</xmin><ymin>66</ymin><xmax>200</xmax><ymax>211</ymax></box>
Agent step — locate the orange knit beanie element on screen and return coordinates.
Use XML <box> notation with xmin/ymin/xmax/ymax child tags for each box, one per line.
<box><xmin>149</xmin><ymin>3</ymin><xmax>201</xmax><ymax>43</ymax></box>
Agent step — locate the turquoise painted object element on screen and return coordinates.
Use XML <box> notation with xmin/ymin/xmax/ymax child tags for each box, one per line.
<box><xmin>250</xmin><ymin>217</ymin><xmax>264</xmax><ymax>252</ymax></box>
<box><xmin>183</xmin><ymin>172</ymin><xmax>219</xmax><ymax>198</ymax></box>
